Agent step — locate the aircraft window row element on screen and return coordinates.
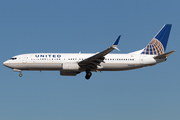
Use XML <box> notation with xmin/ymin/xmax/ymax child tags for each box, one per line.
<box><xmin>31</xmin><ymin>58</ymin><xmax>61</xmax><ymax>60</ymax></box>
<box><xmin>31</xmin><ymin>58</ymin><xmax>85</xmax><ymax>61</ymax></box>
<box><xmin>10</xmin><ymin>58</ymin><xmax>17</xmax><ymax>60</ymax></box>
<box><xmin>68</xmin><ymin>58</ymin><xmax>77</xmax><ymax>60</ymax></box>
<box><xmin>68</xmin><ymin>58</ymin><xmax>84</xmax><ymax>60</ymax></box>
<box><xmin>30</xmin><ymin>58</ymin><xmax>134</xmax><ymax>61</ymax></box>
<box><xmin>105</xmin><ymin>58</ymin><xmax>134</xmax><ymax>61</ymax></box>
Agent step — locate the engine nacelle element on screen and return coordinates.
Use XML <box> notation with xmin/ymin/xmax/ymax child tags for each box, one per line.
<box><xmin>62</xmin><ymin>63</ymin><xmax>80</xmax><ymax>71</ymax></box>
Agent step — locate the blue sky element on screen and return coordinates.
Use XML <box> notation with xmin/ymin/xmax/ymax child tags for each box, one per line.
<box><xmin>0</xmin><ymin>0</ymin><xmax>179</xmax><ymax>120</ymax></box>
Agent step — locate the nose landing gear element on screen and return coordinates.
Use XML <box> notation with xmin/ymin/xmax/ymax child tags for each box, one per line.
<box><xmin>13</xmin><ymin>69</ymin><xmax>22</xmax><ymax>77</ymax></box>
<box><xmin>19</xmin><ymin>73</ymin><xmax>22</xmax><ymax>77</ymax></box>
<box><xmin>85</xmin><ymin>70</ymin><xmax>92</xmax><ymax>80</ymax></box>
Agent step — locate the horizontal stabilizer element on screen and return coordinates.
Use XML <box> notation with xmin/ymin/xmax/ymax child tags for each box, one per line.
<box><xmin>154</xmin><ymin>50</ymin><xmax>176</xmax><ymax>59</ymax></box>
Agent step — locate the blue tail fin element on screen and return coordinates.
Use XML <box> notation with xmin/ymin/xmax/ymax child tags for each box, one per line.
<box><xmin>141</xmin><ymin>24</ymin><xmax>172</xmax><ymax>55</ymax></box>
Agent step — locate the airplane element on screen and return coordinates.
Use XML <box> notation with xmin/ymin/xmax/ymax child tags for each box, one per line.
<box><xmin>3</xmin><ymin>24</ymin><xmax>175</xmax><ymax>80</ymax></box>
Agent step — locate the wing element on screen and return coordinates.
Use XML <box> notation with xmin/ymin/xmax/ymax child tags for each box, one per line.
<box><xmin>78</xmin><ymin>35</ymin><xmax>121</xmax><ymax>70</ymax></box>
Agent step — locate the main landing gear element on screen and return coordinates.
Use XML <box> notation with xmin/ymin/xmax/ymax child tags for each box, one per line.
<box><xmin>85</xmin><ymin>70</ymin><xmax>92</xmax><ymax>80</ymax></box>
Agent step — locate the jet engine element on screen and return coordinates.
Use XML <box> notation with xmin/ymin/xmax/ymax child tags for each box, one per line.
<box><xmin>62</xmin><ymin>63</ymin><xmax>80</xmax><ymax>71</ymax></box>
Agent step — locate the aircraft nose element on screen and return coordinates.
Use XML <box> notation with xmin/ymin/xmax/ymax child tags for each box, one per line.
<box><xmin>3</xmin><ymin>60</ymin><xmax>9</xmax><ymax>67</ymax></box>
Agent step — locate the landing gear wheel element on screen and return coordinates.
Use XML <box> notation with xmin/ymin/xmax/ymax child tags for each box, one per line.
<box><xmin>85</xmin><ymin>71</ymin><xmax>92</xmax><ymax>80</ymax></box>
<box><xmin>19</xmin><ymin>73</ymin><xmax>22</xmax><ymax>77</ymax></box>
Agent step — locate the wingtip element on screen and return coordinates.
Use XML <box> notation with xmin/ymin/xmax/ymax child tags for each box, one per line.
<box><xmin>113</xmin><ymin>35</ymin><xmax>121</xmax><ymax>46</ymax></box>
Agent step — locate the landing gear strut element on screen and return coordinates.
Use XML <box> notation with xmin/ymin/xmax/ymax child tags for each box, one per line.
<box><xmin>19</xmin><ymin>71</ymin><xmax>22</xmax><ymax>77</ymax></box>
<box><xmin>13</xmin><ymin>69</ymin><xmax>22</xmax><ymax>77</ymax></box>
<box><xmin>85</xmin><ymin>70</ymin><xmax>92</xmax><ymax>80</ymax></box>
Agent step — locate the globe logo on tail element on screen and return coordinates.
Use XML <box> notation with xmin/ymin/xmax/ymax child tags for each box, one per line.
<box><xmin>141</xmin><ymin>38</ymin><xmax>164</xmax><ymax>55</ymax></box>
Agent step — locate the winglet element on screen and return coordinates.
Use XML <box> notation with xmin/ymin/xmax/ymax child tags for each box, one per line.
<box><xmin>112</xmin><ymin>35</ymin><xmax>121</xmax><ymax>51</ymax></box>
<box><xmin>113</xmin><ymin>35</ymin><xmax>121</xmax><ymax>45</ymax></box>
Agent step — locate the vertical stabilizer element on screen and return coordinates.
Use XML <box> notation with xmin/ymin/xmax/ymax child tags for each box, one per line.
<box><xmin>141</xmin><ymin>24</ymin><xmax>172</xmax><ymax>55</ymax></box>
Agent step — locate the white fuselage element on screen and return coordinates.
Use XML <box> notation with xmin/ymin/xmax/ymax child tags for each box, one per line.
<box><xmin>3</xmin><ymin>53</ymin><xmax>162</xmax><ymax>72</ymax></box>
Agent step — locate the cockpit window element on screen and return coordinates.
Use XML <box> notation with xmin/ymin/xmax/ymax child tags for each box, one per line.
<box><xmin>10</xmin><ymin>57</ymin><xmax>17</xmax><ymax>60</ymax></box>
